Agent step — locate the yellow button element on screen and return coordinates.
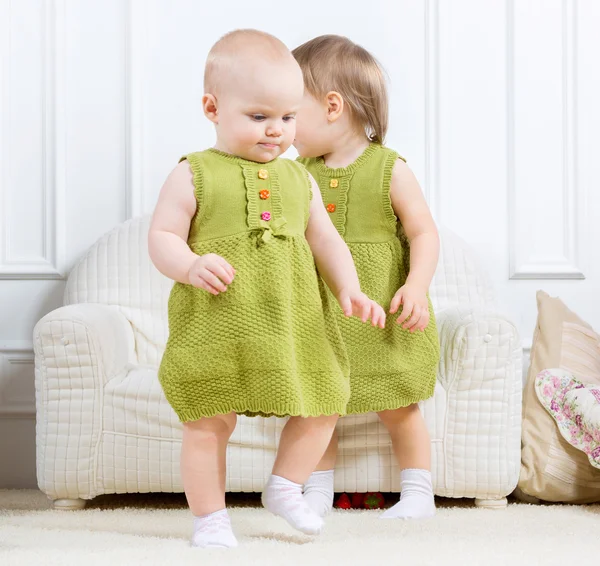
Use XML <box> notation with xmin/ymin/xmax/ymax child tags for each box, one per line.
<box><xmin>330</xmin><ymin>179</ymin><xmax>339</xmax><ymax>188</ymax></box>
<box><xmin>258</xmin><ymin>169</ymin><xmax>269</xmax><ymax>180</ymax></box>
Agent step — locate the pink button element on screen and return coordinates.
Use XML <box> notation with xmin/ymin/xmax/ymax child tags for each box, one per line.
<box><xmin>261</xmin><ymin>211</ymin><xmax>271</xmax><ymax>221</ymax></box>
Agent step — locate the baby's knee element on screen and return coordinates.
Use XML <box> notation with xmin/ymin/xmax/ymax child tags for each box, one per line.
<box><xmin>292</xmin><ymin>414</ymin><xmax>338</xmax><ymax>435</ymax></box>
<box><xmin>378</xmin><ymin>404</ymin><xmax>420</xmax><ymax>426</ymax></box>
<box><xmin>183</xmin><ymin>413</ymin><xmax>237</xmax><ymax>443</ymax></box>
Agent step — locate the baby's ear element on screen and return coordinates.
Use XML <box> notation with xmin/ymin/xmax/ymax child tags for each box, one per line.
<box><xmin>202</xmin><ymin>94</ymin><xmax>219</xmax><ymax>123</ymax></box>
<box><xmin>326</xmin><ymin>91</ymin><xmax>344</xmax><ymax>123</ymax></box>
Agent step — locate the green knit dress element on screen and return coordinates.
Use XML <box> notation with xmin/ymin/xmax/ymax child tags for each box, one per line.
<box><xmin>298</xmin><ymin>144</ymin><xmax>439</xmax><ymax>414</ymax></box>
<box><xmin>158</xmin><ymin>149</ymin><xmax>350</xmax><ymax>422</ymax></box>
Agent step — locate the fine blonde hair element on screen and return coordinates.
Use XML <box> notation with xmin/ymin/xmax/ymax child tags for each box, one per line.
<box><xmin>292</xmin><ymin>35</ymin><xmax>388</xmax><ymax>144</ymax></box>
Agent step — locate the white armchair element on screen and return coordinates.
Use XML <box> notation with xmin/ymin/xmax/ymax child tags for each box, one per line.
<box><xmin>34</xmin><ymin>216</ymin><xmax>522</xmax><ymax>509</ymax></box>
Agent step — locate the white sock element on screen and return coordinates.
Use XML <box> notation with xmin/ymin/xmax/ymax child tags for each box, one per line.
<box><xmin>191</xmin><ymin>508</ymin><xmax>238</xmax><ymax>549</ymax></box>
<box><xmin>262</xmin><ymin>474</ymin><xmax>324</xmax><ymax>535</ymax></box>
<box><xmin>303</xmin><ymin>470</ymin><xmax>335</xmax><ymax>517</ymax></box>
<box><xmin>380</xmin><ymin>469</ymin><xmax>436</xmax><ymax>519</ymax></box>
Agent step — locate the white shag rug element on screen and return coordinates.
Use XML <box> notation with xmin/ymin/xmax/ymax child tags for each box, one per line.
<box><xmin>1</xmin><ymin>490</ymin><xmax>599</xmax><ymax>566</ymax></box>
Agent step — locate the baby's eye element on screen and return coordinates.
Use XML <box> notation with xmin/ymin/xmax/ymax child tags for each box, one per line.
<box><xmin>282</xmin><ymin>115</ymin><xmax>295</xmax><ymax>122</ymax></box>
<box><xmin>251</xmin><ymin>114</ymin><xmax>266</xmax><ymax>121</ymax></box>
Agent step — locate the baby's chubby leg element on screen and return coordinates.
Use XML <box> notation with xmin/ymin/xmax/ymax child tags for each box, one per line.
<box><xmin>378</xmin><ymin>405</ymin><xmax>436</xmax><ymax>519</ymax></box>
<box><xmin>182</xmin><ymin>413</ymin><xmax>239</xmax><ymax>548</ymax></box>
<box><xmin>303</xmin><ymin>427</ymin><xmax>338</xmax><ymax>517</ymax></box>
<box><xmin>262</xmin><ymin>415</ymin><xmax>338</xmax><ymax>535</ymax></box>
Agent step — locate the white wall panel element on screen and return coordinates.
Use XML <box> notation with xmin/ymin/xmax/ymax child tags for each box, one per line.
<box><xmin>0</xmin><ymin>0</ymin><xmax>66</xmax><ymax>279</ymax></box>
<box><xmin>508</xmin><ymin>0</ymin><xmax>585</xmax><ymax>280</ymax></box>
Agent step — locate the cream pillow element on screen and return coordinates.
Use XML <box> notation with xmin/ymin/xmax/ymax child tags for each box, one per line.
<box><xmin>518</xmin><ymin>291</ymin><xmax>600</xmax><ymax>503</ymax></box>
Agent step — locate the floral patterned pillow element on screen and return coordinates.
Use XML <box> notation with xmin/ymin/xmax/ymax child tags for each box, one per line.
<box><xmin>535</xmin><ymin>368</ymin><xmax>600</xmax><ymax>469</ymax></box>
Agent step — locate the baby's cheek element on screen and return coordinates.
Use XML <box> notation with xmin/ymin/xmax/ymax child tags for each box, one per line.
<box><xmin>237</xmin><ymin>124</ymin><xmax>261</xmax><ymax>146</ymax></box>
<box><xmin>293</xmin><ymin>131</ymin><xmax>309</xmax><ymax>152</ymax></box>
<box><xmin>298</xmin><ymin>118</ymin><xmax>321</xmax><ymax>142</ymax></box>
<box><xmin>282</xmin><ymin>123</ymin><xmax>296</xmax><ymax>143</ymax></box>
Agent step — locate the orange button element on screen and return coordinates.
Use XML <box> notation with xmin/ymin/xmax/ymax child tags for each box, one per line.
<box><xmin>258</xmin><ymin>169</ymin><xmax>269</xmax><ymax>180</ymax></box>
<box><xmin>329</xmin><ymin>179</ymin><xmax>339</xmax><ymax>188</ymax></box>
<box><xmin>259</xmin><ymin>189</ymin><xmax>270</xmax><ymax>200</ymax></box>
<box><xmin>326</xmin><ymin>203</ymin><xmax>336</xmax><ymax>213</ymax></box>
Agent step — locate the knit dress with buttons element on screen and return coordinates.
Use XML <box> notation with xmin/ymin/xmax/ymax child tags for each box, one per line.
<box><xmin>158</xmin><ymin>149</ymin><xmax>350</xmax><ymax>422</ymax></box>
<box><xmin>298</xmin><ymin>143</ymin><xmax>439</xmax><ymax>414</ymax></box>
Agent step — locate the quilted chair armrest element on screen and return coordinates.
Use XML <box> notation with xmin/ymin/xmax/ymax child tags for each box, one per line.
<box><xmin>436</xmin><ymin>306</ymin><xmax>521</xmax><ymax>391</ymax></box>
<box><xmin>33</xmin><ymin>304</ymin><xmax>136</xmax><ymax>501</ymax></box>
<box><xmin>33</xmin><ymin>303</ymin><xmax>136</xmax><ymax>387</ymax></box>
<box><xmin>434</xmin><ymin>306</ymin><xmax>523</xmax><ymax>498</ymax></box>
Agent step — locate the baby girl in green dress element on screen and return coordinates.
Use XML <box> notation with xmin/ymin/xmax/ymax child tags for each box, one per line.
<box><xmin>293</xmin><ymin>35</ymin><xmax>441</xmax><ymax>521</ymax></box>
<box><xmin>148</xmin><ymin>29</ymin><xmax>386</xmax><ymax>549</ymax></box>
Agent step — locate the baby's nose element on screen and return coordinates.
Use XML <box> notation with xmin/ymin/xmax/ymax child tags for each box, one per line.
<box><xmin>266</xmin><ymin>123</ymin><xmax>283</xmax><ymax>136</ymax></box>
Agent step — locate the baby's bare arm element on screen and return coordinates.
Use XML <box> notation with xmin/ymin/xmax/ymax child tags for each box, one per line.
<box><xmin>305</xmin><ymin>175</ymin><xmax>386</xmax><ymax>327</ymax></box>
<box><xmin>389</xmin><ymin>159</ymin><xmax>439</xmax><ymax>330</ymax></box>
<box><xmin>390</xmin><ymin>159</ymin><xmax>439</xmax><ymax>290</ymax></box>
<box><xmin>149</xmin><ymin>161</ymin><xmax>236</xmax><ymax>293</ymax></box>
<box><xmin>148</xmin><ymin>161</ymin><xmax>199</xmax><ymax>284</ymax></box>
<box><xmin>305</xmin><ymin>177</ymin><xmax>361</xmax><ymax>300</ymax></box>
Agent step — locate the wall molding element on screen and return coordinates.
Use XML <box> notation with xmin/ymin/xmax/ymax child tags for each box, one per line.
<box><xmin>0</xmin><ymin>1</ymin><xmax>8</xmax><ymax>270</ymax></box>
<box><xmin>424</xmin><ymin>0</ymin><xmax>441</xmax><ymax>222</ymax></box>
<box><xmin>125</xmin><ymin>0</ymin><xmax>146</xmax><ymax>219</ymax></box>
<box><xmin>0</xmin><ymin>0</ymin><xmax>66</xmax><ymax>280</ymax></box>
<box><xmin>507</xmin><ymin>0</ymin><xmax>584</xmax><ymax>280</ymax></box>
<box><xmin>0</xmin><ymin>342</ymin><xmax>35</xmax><ymax>419</ymax></box>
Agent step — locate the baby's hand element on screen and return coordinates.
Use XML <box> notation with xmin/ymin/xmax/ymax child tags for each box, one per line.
<box><xmin>338</xmin><ymin>290</ymin><xmax>387</xmax><ymax>328</ymax></box>
<box><xmin>390</xmin><ymin>283</ymin><xmax>430</xmax><ymax>332</ymax></box>
<box><xmin>188</xmin><ymin>254</ymin><xmax>236</xmax><ymax>295</ymax></box>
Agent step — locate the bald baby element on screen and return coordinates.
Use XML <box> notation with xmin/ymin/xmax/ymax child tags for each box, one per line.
<box><xmin>202</xmin><ymin>29</ymin><xmax>304</xmax><ymax>163</ymax></box>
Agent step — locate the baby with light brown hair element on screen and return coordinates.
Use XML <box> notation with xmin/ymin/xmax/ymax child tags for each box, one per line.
<box><xmin>293</xmin><ymin>35</ymin><xmax>441</xmax><ymax>520</ymax></box>
<box><xmin>148</xmin><ymin>29</ymin><xmax>386</xmax><ymax>549</ymax></box>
